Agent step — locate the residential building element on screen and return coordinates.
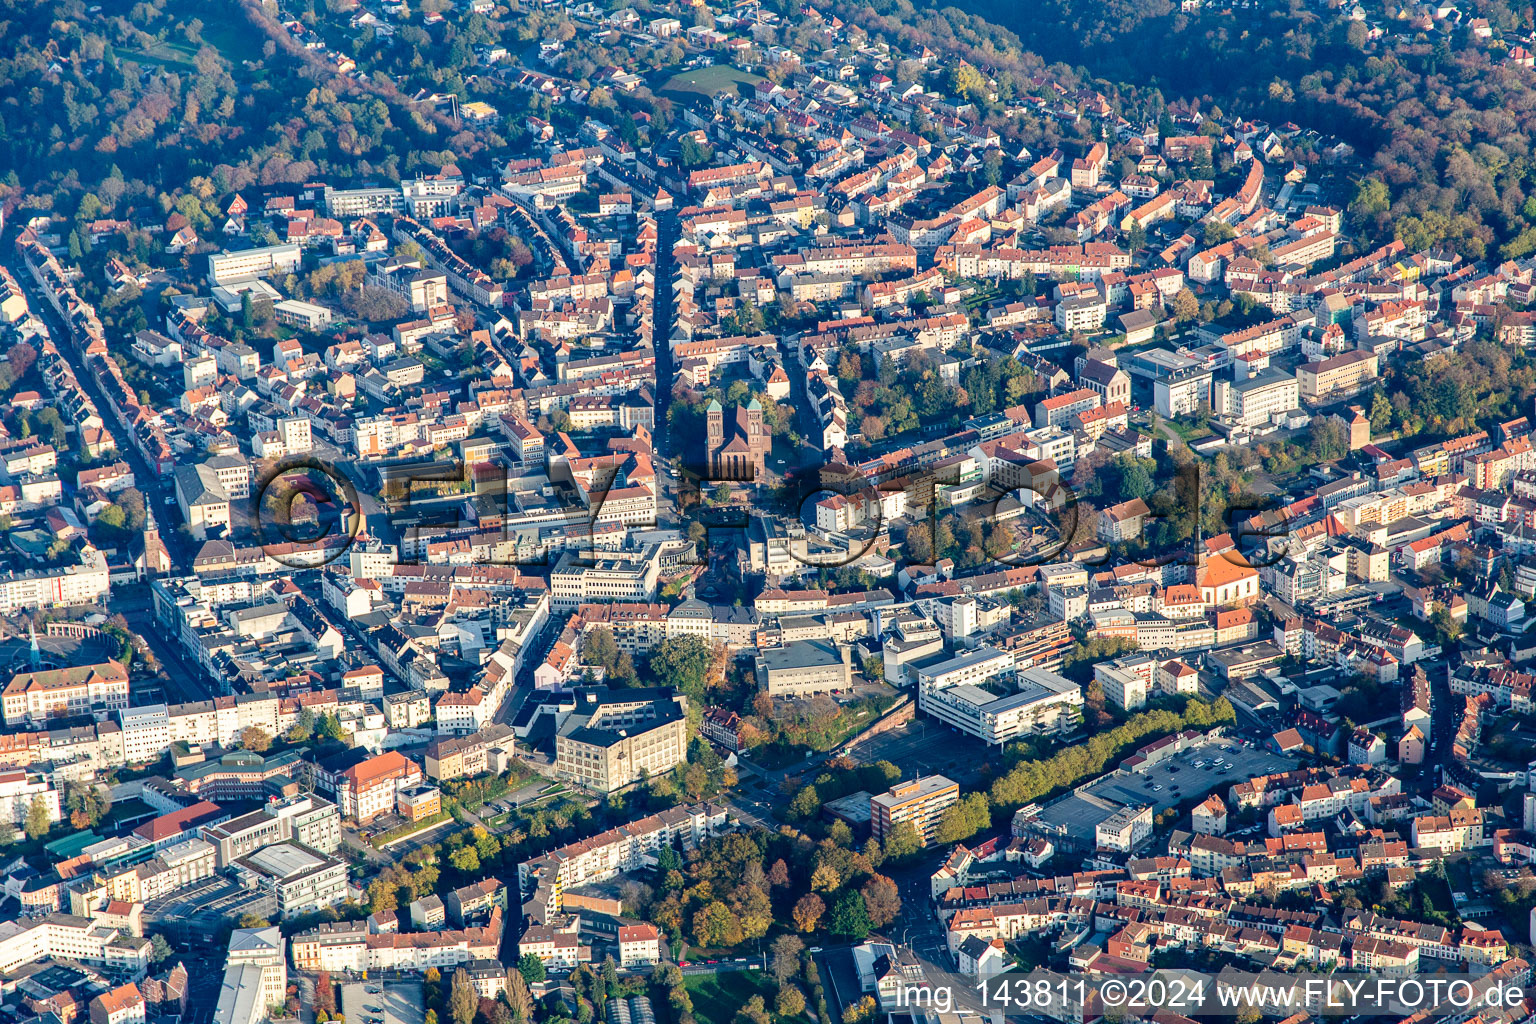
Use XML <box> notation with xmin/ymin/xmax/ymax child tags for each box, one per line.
<box><xmin>870</xmin><ymin>775</ymin><xmax>960</xmax><ymax>847</ymax></box>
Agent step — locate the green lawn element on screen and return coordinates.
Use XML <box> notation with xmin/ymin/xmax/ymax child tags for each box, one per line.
<box><xmin>116</xmin><ymin>38</ymin><xmax>200</xmax><ymax>69</ymax></box>
<box><xmin>682</xmin><ymin>970</ymin><xmax>778</xmax><ymax>1024</ymax></box>
<box><xmin>659</xmin><ymin>64</ymin><xmax>767</xmax><ymax>100</ymax></box>
<box><xmin>1167</xmin><ymin>417</ymin><xmax>1215</xmax><ymax>442</ymax></box>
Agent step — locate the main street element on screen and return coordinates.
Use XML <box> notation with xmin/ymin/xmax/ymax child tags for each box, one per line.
<box><xmin>3</xmin><ymin>238</ymin><xmax>191</xmax><ymax>572</ymax></box>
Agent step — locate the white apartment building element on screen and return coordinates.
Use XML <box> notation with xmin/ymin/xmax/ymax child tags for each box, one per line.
<box><xmin>518</xmin><ymin>926</ymin><xmax>589</xmax><ymax>967</ymax></box>
<box><xmin>0</xmin><ymin>914</ymin><xmax>142</xmax><ymax>975</ymax></box>
<box><xmin>370</xmin><ymin>258</ymin><xmax>449</xmax><ymax>312</ymax></box>
<box><xmin>233</xmin><ymin>842</ymin><xmax>347</xmax><ymax>915</ymax></box>
<box><xmin>1213</xmin><ymin>369</ymin><xmax>1299</xmax><ymax>429</ymax></box>
<box><xmin>517</xmin><ymin>804</ymin><xmax>729</xmax><ymax>918</ymax></box>
<box><xmin>434</xmin><ymin>688</ymin><xmax>493</xmax><ymax>736</ymax></box>
<box><xmin>0</xmin><ymin>549</ymin><xmax>113</xmax><ymax>614</ymax></box>
<box><xmin>289</xmin><ymin>916</ymin><xmax>500</xmax><ymax>974</ymax></box>
<box><xmin>207</xmin><ymin>244</ymin><xmax>303</xmax><ymax>286</ymax></box>
<box><xmin>323</xmin><ymin>185</ymin><xmax>405</xmax><ymax>218</ymax></box>
<box><xmin>1095</xmin><ymin>804</ymin><xmax>1154</xmax><ymax>852</ymax></box>
<box><xmin>0</xmin><ymin>772</ymin><xmax>60</xmax><ymax>831</ymax></box>
<box><xmin>917</xmin><ymin>646</ymin><xmax>1017</xmax><ymax>691</ymax></box>
<box><xmin>118</xmin><ymin>705</ymin><xmax>170</xmax><ymax>766</ymax></box>
<box><xmin>277</xmin><ymin>416</ymin><xmax>313</xmax><ymax>454</ymax></box>
<box><xmin>549</xmin><ymin>548</ymin><xmax>662</xmax><ymax>611</ymax></box>
<box><xmin>1153</xmin><ymin>368</ymin><xmax>1212</xmax><ymax>419</ymax></box>
<box><xmin>100</xmin><ymin>839</ymin><xmax>218</xmax><ymax>903</ymax></box>
<box><xmin>917</xmin><ymin>650</ymin><xmax>1083</xmax><ymax>745</ymax></box>
<box><xmin>1095</xmin><ymin>664</ymin><xmax>1148</xmax><ymax>710</ymax></box>
<box><xmin>1055</xmin><ymin>294</ymin><xmax>1108</xmax><ymax>332</ymax></box>
<box><xmin>331</xmin><ymin>751</ymin><xmax>422</xmax><ymax>824</ymax></box>
<box><xmin>617</xmin><ymin>924</ymin><xmax>662</xmax><ymax>967</ymax></box>
<box><xmin>184</xmin><ymin>354</ymin><xmax>218</xmax><ymax>389</ymax></box>
<box><xmin>219</xmin><ymin>927</ymin><xmax>288</xmax><ymax>1024</ymax></box>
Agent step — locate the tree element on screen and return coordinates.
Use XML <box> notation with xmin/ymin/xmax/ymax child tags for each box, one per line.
<box><xmin>648</xmin><ymin>636</ymin><xmax>714</xmax><ymax>700</ymax></box>
<box><xmin>1429</xmin><ymin>606</ymin><xmax>1463</xmax><ymax>645</ymax></box>
<box><xmin>449</xmin><ymin>968</ymin><xmax>477</xmax><ymax>1024</ymax></box>
<box><xmin>828</xmin><ymin>892</ymin><xmax>871</xmax><ymax>941</ymax></box>
<box><xmin>679</xmin><ymin>136</ymin><xmax>713</xmax><ymax>168</ymax></box>
<box><xmin>692</xmin><ymin>900</ymin><xmax>744</xmax><ymax>947</ymax></box>
<box><xmin>584</xmin><ymin>628</ymin><xmax>620</xmax><ymax>672</ymax></box>
<box><xmin>792</xmin><ymin>893</ymin><xmax>825</xmax><ymax>933</ymax></box>
<box><xmin>368</xmin><ymin>877</ymin><xmax>399</xmax><ymax>913</ymax></box>
<box><xmin>315</xmin><ymin>972</ymin><xmax>337</xmax><ymax>1015</ymax></box>
<box><xmin>860</xmin><ymin>874</ymin><xmax>901</xmax><ymax>929</ymax></box>
<box><xmin>149</xmin><ymin>933</ymin><xmax>174</xmax><ymax>963</ymax></box>
<box><xmin>1202</xmin><ymin>220</ymin><xmax>1235</xmax><ymax>246</ymax></box>
<box><xmin>24</xmin><ymin>794</ymin><xmax>51</xmax><ymax>840</ymax></box>
<box><xmin>776</xmin><ymin>987</ymin><xmax>807</xmax><ymax>1018</ymax></box>
<box><xmin>1169</xmin><ymin>288</ymin><xmax>1199</xmax><ymax>324</ymax></box>
<box><xmin>881</xmin><ymin>821</ymin><xmax>923</xmax><ymax>863</ymax></box>
<box><xmin>843</xmin><ymin>996</ymin><xmax>878</xmax><ymax>1024</ymax></box>
<box><xmin>935</xmin><ymin>793</ymin><xmax>992</xmax><ymax>844</ymax></box>
<box><xmin>949</xmin><ymin>62</ymin><xmax>987</xmax><ymax>100</ymax></box>
<box><xmin>317</xmin><ymin>712</ymin><xmax>346</xmax><ymax>742</ymax></box>
<box><xmin>1307</xmin><ymin>416</ymin><xmax>1350</xmax><ymax>462</ymax></box>
<box><xmin>449</xmin><ymin>846</ymin><xmax>480</xmax><ymax>873</ymax></box>
<box><xmin>240</xmin><ymin>726</ymin><xmax>272</xmax><ymax>753</ymax></box>
<box><xmin>518</xmin><ymin>953</ymin><xmax>546</xmax><ymax>985</ymax></box>
<box><xmin>505</xmin><ymin>970</ymin><xmax>534</xmax><ymax>1022</ymax></box>
<box><xmin>735</xmin><ymin>995</ymin><xmax>771</xmax><ymax>1024</ymax></box>
<box><xmin>770</xmin><ymin>935</ymin><xmax>804</xmax><ymax>983</ymax></box>
<box><xmin>289</xmin><ymin>707</ymin><xmax>316</xmax><ymax>743</ymax></box>
<box><xmin>66</xmin><ymin>780</ymin><xmax>110</xmax><ymax>829</ymax></box>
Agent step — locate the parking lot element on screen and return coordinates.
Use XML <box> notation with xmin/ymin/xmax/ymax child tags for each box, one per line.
<box><xmin>1034</xmin><ymin>736</ymin><xmax>1297</xmax><ymax>836</ymax></box>
<box><xmin>1090</xmin><ymin>737</ymin><xmax>1297</xmax><ymax>813</ymax></box>
<box><xmin>342</xmin><ymin>979</ymin><xmax>425</xmax><ymax>1024</ymax></box>
<box><xmin>842</xmin><ymin>717</ymin><xmax>997</xmax><ymax>787</ymax></box>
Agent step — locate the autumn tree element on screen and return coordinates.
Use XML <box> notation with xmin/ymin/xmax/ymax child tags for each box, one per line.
<box><xmin>504</xmin><ymin>968</ymin><xmax>534</xmax><ymax>1022</ymax></box>
<box><xmin>776</xmin><ymin>987</ymin><xmax>807</xmax><ymax>1018</ymax></box>
<box><xmin>792</xmin><ymin>893</ymin><xmax>825</xmax><ymax>933</ymax></box>
<box><xmin>692</xmin><ymin>900</ymin><xmax>745</xmax><ymax>948</ymax></box>
<box><xmin>66</xmin><ymin>780</ymin><xmax>110</xmax><ymax>829</ymax></box>
<box><xmin>240</xmin><ymin>726</ymin><xmax>273</xmax><ymax>753</ymax></box>
<box><xmin>1169</xmin><ymin>287</ymin><xmax>1200</xmax><ymax>324</ymax></box>
<box><xmin>449</xmin><ymin>968</ymin><xmax>477</xmax><ymax>1024</ymax></box>
<box><xmin>843</xmin><ymin>996</ymin><xmax>878</xmax><ymax>1024</ymax></box>
<box><xmin>861</xmin><ymin>874</ymin><xmax>902</xmax><ymax>929</ymax></box>
<box><xmin>314</xmin><ymin>972</ymin><xmax>337</xmax><ymax>1016</ymax></box>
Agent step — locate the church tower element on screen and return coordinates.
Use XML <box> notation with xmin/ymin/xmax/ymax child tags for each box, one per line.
<box><xmin>746</xmin><ymin>398</ymin><xmax>764</xmax><ymax>441</ymax></box>
<box><xmin>136</xmin><ymin>509</ymin><xmax>172</xmax><ymax>579</ymax></box>
<box><xmin>705</xmin><ymin>399</ymin><xmax>724</xmax><ymax>474</ymax></box>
